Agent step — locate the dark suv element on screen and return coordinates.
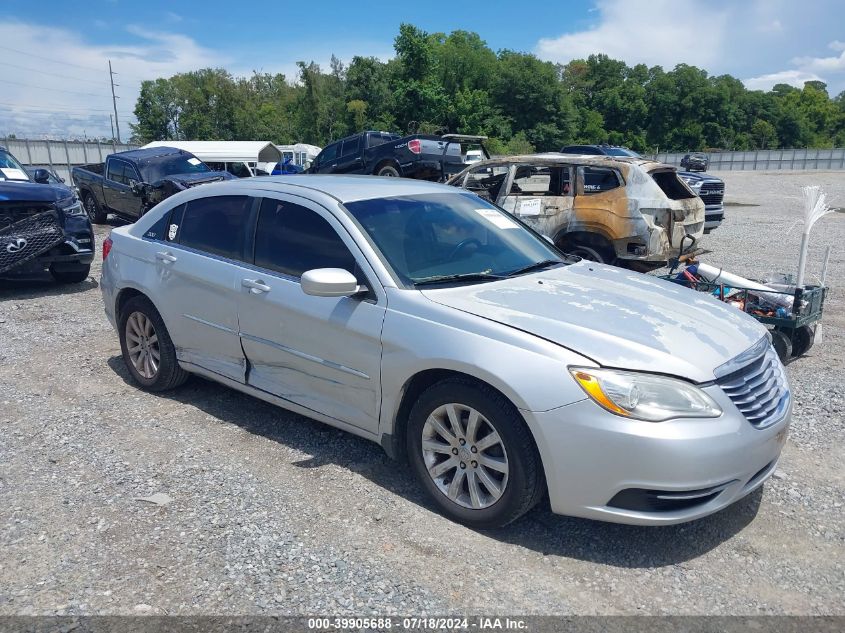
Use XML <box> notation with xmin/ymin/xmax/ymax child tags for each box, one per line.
<box><xmin>1</xmin><ymin>146</ymin><xmax>95</xmax><ymax>283</ymax></box>
<box><xmin>558</xmin><ymin>145</ymin><xmax>725</xmax><ymax>233</ymax></box>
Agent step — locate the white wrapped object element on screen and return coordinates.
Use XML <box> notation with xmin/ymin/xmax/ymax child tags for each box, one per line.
<box><xmin>695</xmin><ymin>263</ymin><xmax>793</xmax><ymax>309</ymax></box>
<box><xmin>796</xmin><ymin>186</ymin><xmax>833</xmax><ymax>287</ymax></box>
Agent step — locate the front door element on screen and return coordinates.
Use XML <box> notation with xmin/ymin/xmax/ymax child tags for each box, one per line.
<box><xmin>237</xmin><ymin>195</ymin><xmax>385</xmax><ymax>434</ymax></box>
<box><xmin>499</xmin><ymin>164</ymin><xmax>575</xmax><ymax>237</ymax></box>
<box><xmin>153</xmin><ymin>195</ymin><xmax>254</xmax><ymax>382</ymax></box>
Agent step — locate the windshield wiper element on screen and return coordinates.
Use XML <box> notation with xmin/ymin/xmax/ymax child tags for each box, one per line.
<box><xmin>504</xmin><ymin>259</ymin><xmax>563</xmax><ymax>277</ymax></box>
<box><xmin>413</xmin><ymin>270</ymin><xmax>506</xmax><ymax>286</ymax></box>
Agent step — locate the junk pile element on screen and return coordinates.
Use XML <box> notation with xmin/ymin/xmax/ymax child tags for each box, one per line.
<box><xmin>663</xmin><ymin>185</ymin><xmax>833</xmax><ymax>362</ymax></box>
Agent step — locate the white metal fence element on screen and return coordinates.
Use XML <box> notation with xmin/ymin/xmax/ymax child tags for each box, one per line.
<box><xmin>1</xmin><ymin>137</ymin><xmax>139</xmax><ymax>184</ymax></box>
<box><xmin>655</xmin><ymin>148</ymin><xmax>845</xmax><ymax>171</ymax></box>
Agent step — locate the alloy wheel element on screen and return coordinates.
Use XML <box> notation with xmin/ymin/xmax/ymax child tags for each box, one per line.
<box><xmin>125</xmin><ymin>311</ymin><xmax>160</xmax><ymax>379</ymax></box>
<box><xmin>421</xmin><ymin>403</ymin><xmax>509</xmax><ymax>509</ymax></box>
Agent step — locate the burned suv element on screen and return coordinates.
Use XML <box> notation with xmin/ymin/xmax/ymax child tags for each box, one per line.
<box><xmin>1</xmin><ymin>146</ymin><xmax>94</xmax><ymax>283</ymax></box>
<box><xmin>448</xmin><ymin>154</ymin><xmax>705</xmax><ymax>270</ymax></box>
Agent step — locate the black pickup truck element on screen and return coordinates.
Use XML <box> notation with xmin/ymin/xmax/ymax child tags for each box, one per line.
<box><xmin>72</xmin><ymin>146</ymin><xmax>233</xmax><ymax>224</ymax></box>
<box><xmin>308</xmin><ymin>131</ymin><xmax>487</xmax><ymax>181</ymax></box>
<box><xmin>1</xmin><ymin>145</ymin><xmax>94</xmax><ymax>283</ymax></box>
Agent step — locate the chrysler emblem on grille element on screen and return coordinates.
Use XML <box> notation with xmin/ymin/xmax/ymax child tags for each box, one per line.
<box><xmin>5</xmin><ymin>237</ymin><xmax>27</xmax><ymax>253</ymax></box>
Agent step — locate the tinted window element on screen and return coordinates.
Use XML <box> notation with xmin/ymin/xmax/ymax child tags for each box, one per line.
<box><xmin>107</xmin><ymin>160</ymin><xmax>126</xmax><ymax>184</ymax></box>
<box><xmin>582</xmin><ymin>167</ymin><xmax>621</xmax><ymax>193</ymax></box>
<box><xmin>178</xmin><ymin>196</ymin><xmax>251</xmax><ymax>260</ymax></box>
<box><xmin>318</xmin><ymin>143</ymin><xmax>339</xmax><ymax>165</ymax></box>
<box><xmin>340</xmin><ymin>136</ymin><xmax>361</xmax><ymax>158</ymax></box>
<box><xmin>254</xmin><ymin>198</ymin><xmax>356</xmax><ymax>278</ymax></box>
<box><xmin>464</xmin><ymin>165</ymin><xmax>509</xmax><ymax>201</ymax></box>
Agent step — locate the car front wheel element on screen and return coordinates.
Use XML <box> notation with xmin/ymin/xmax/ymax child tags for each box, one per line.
<box><xmin>407</xmin><ymin>379</ymin><xmax>544</xmax><ymax>528</ymax></box>
<box><xmin>119</xmin><ymin>295</ymin><xmax>189</xmax><ymax>391</ymax></box>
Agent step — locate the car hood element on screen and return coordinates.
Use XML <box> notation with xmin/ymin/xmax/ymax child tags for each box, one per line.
<box><xmin>0</xmin><ymin>180</ymin><xmax>68</xmax><ymax>203</ymax></box>
<box><xmin>421</xmin><ymin>262</ymin><xmax>768</xmax><ymax>383</ymax></box>
<box><xmin>678</xmin><ymin>171</ymin><xmax>722</xmax><ymax>183</ymax></box>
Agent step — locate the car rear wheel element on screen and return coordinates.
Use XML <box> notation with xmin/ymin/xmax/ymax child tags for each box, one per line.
<box><xmin>119</xmin><ymin>295</ymin><xmax>189</xmax><ymax>391</ymax></box>
<box><xmin>376</xmin><ymin>164</ymin><xmax>401</xmax><ymax>177</ymax></box>
<box><xmin>83</xmin><ymin>192</ymin><xmax>107</xmax><ymax>224</ymax></box>
<box><xmin>407</xmin><ymin>379</ymin><xmax>543</xmax><ymax>528</ymax></box>
<box><xmin>558</xmin><ymin>239</ymin><xmax>613</xmax><ymax>264</ymax></box>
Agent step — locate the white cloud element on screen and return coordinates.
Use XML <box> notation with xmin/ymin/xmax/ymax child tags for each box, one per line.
<box><xmin>535</xmin><ymin>0</ymin><xmax>845</xmax><ymax>95</ymax></box>
<box><xmin>0</xmin><ymin>20</ymin><xmax>225</xmax><ymax>139</ymax></box>
<box><xmin>535</xmin><ymin>0</ymin><xmax>729</xmax><ymax>70</ymax></box>
<box><xmin>744</xmin><ymin>69</ymin><xmax>824</xmax><ymax>91</ymax></box>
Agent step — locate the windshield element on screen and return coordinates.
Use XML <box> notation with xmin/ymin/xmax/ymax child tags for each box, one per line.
<box><xmin>142</xmin><ymin>153</ymin><xmax>212</xmax><ymax>182</ymax></box>
<box><xmin>0</xmin><ymin>150</ymin><xmax>31</xmax><ymax>182</ymax></box>
<box><xmin>345</xmin><ymin>192</ymin><xmax>566</xmax><ymax>286</ymax></box>
<box><xmin>605</xmin><ymin>147</ymin><xmax>641</xmax><ymax>158</ymax></box>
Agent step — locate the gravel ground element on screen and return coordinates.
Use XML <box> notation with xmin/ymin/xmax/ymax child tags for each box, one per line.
<box><xmin>0</xmin><ymin>171</ymin><xmax>843</xmax><ymax>616</ymax></box>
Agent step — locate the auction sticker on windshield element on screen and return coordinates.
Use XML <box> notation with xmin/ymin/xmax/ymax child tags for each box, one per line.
<box><xmin>475</xmin><ymin>207</ymin><xmax>519</xmax><ymax>229</ymax></box>
<box><xmin>187</xmin><ymin>158</ymin><xmax>202</xmax><ymax>165</ymax></box>
<box><xmin>0</xmin><ymin>168</ymin><xmax>29</xmax><ymax>181</ymax></box>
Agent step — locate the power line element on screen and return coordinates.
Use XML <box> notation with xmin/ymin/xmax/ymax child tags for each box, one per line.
<box><xmin>0</xmin><ymin>61</ymin><xmax>111</xmax><ymax>85</ymax></box>
<box><xmin>0</xmin><ymin>78</ymin><xmax>111</xmax><ymax>98</ymax></box>
<box><xmin>0</xmin><ymin>101</ymin><xmax>115</xmax><ymax>113</ymax></box>
<box><xmin>0</xmin><ymin>45</ymin><xmax>149</xmax><ymax>82</ymax></box>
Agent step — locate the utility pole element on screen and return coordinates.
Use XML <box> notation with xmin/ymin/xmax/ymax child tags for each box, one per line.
<box><xmin>109</xmin><ymin>115</ymin><xmax>115</xmax><ymax>141</ymax></box>
<box><xmin>109</xmin><ymin>60</ymin><xmax>121</xmax><ymax>143</ymax></box>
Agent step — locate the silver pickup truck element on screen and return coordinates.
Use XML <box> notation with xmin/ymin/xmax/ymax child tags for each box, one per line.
<box><xmin>448</xmin><ymin>154</ymin><xmax>705</xmax><ymax>270</ymax></box>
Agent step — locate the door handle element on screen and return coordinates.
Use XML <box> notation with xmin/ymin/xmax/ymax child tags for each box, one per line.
<box><xmin>156</xmin><ymin>251</ymin><xmax>177</xmax><ymax>263</ymax></box>
<box><xmin>242</xmin><ymin>278</ymin><xmax>271</xmax><ymax>294</ymax></box>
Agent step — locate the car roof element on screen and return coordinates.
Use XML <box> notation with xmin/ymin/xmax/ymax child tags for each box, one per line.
<box><xmin>214</xmin><ymin>174</ymin><xmax>459</xmax><ymax>203</ymax></box>
<box><xmin>469</xmin><ymin>153</ymin><xmax>671</xmax><ymax>170</ymax></box>
<box><xmin>111</xmin><ymin>146</ymin><xmax>191</xmax><ymax>161</ymax></box>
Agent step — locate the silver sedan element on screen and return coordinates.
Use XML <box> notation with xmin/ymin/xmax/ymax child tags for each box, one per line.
<box><xmin>100</xmin><ymin>176</ymin><xmax>791</xmax><ymax>528</ymax></box>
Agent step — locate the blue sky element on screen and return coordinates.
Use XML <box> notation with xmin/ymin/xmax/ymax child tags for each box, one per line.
<box><xmin>1</xmin><ymin>0</ymin><xmax>843</xmax><ymax>138</ymax></box>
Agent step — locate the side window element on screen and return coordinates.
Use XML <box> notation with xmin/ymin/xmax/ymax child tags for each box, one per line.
<box><xmin>581</xmin><ymin>167</ymin><xmax>621</xmax><ymax>193</ymax></box>
<box><xmin>177</xmin><ymin>196</ymin><xmax>252</xmax><ymax>260</ymax></box>
<box><xmin>253</xmin><ymin>198</ymin><xmax>356</xmax><ymax>279</ymax></box>
<box><xmin>340</xmin><ymin>137</ymin><xmax>361</xmax><ymax>158</ymax></box>
<box><xmin>464</xmin><ymin>165</ymin><xmax>509</xmax><ymax>201</ymax></box>
<box><xmin>510</xmin><ymin>165</ymin><xmax>573</xmax><ymax>197</ymax></box>
<box><xmin>106</xmin><ymin>160</ymin><xmax>125</xmax><ymax>184</ymax></box>
<box><xmin>319</xmin><ymin>143</ymin><xmax>339</xmax><ymax>166</ymax></box>
<box><xmin>124</xmin><ymin>162</ymin><xmax>141</xmax><ymax>184</ymax></box>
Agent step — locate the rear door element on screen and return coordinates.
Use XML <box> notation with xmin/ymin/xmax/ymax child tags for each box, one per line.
<box><xmin>237</xmin><ymin>195</ymin><xmax>385</xmax><ymax>434</ymax></box>
<box><xmin>573</xmin><ymin>165</ymin><xmax>628</xmax><ymax>236</ymax></box>
<box><xmin>153</xmin><ymin>195</ymin><xmax>255</xmax><ymax>382</ymax></box>
<box><xmin>104</xmin><ymin>158</ymin><xmax>127</xmax><ymax>213</ymax></box>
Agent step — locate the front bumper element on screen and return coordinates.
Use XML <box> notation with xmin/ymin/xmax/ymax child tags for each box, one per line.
<box><xmin>704</xmin><ymin>205</ymin><xmax>725</xmax><ymax>232</ymax></box>
<box><xmin>523</xmin><ymin>384</ymin><xmax>791</xmax><ymax>525</ymax></box>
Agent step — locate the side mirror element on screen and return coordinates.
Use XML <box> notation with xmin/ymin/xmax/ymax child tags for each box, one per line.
<box><xmin>32</xmin><ymin>168</ymin><xmax>50</xmax><ymax>184</ymax></box>
<box><xmin>130</xmin><ymin>180</ymin><xmax>145</xmax><ymax>196</ymax></box>
<box><xmin>301</xmin><ymin>268</ymin><xmax>366</xmax><ymax>298</ymax></box>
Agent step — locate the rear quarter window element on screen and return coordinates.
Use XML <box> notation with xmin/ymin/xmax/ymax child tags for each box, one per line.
<box><xmin>651</xmin><ymin>171</ymin><xmax>696</xmax><ymax>200</ymax></box>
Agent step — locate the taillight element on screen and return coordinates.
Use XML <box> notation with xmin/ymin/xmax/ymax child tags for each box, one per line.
<box><xmin>102</xmin><ymin>235</ymin><xmax>112</xmax><ymax>260</ymax></box>
<box><xmin>408</xmin><ymin>139</ymin><xmax>421</xmax><ymax>154</ymax></box>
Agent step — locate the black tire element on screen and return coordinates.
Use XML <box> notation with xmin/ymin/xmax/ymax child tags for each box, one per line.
<box><xmin>771</xmin><ymin>330</ymin><xmax>793</xmax><ymax>362</ymax></box>
<box><xmin>376</xmin><ymin>163</ymin><xmax>401</xmax><ymax>177</ymax></box>
<box><xmin>790</xmin><ymin>325</ymin><xmax>815</xmax><ymax>357</ymax></box>
<box><xmin>83</xmin><ymin>192</ymin><xmax>107</xmax><ymax>224</ymax></box>
<box><xmin>406</xmin><ymin>378</ymin><xmax>544</xmax><ymax>529</ymax></box>
<box><xmin>558</xmin><ymin>238</ymin><xmax>614</xmax><ymax>264</ymax></box>
<box><xmin>49</xmin><ymin>264</ymin><xmax>91</xmax><ymax>284</ymax></box>
<box><xmin>118</xmin><ymin>295</ymin><xmax>189</xmax><ymax>391</ymax></box>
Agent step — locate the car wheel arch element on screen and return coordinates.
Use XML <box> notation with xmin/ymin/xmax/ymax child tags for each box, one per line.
<box><xmin>384</xmin><ymin>368</ymin><xmax>534</xmax><ymax>462</ymax></box>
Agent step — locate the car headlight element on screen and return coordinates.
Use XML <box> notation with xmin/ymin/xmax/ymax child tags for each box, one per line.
<box><xmin>59</xmin><ymin>197</ymin><xmax>85</xmax><ymax>216</ymax></box>
<box><xmin>569</xmin><ymin>367</ymin><xmax>722</xmax><ymax>422</ymax></box>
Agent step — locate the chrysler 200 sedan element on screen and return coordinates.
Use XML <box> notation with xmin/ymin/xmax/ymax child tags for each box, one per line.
<box><xmin>100</xmin><ymin>176</ymin><xmax>791</xmax><ymax>528</ymax></box>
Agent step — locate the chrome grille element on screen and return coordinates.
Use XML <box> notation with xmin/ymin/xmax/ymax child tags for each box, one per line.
<box><xmin>716</xmin><ymin>345</ymin><xmax>789</xmax><ymax>429</ymax></box>
<box><xmin>699</xmin><ymin>181</ymin><xmax>724</xmax><ymax>206</ymax></box>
